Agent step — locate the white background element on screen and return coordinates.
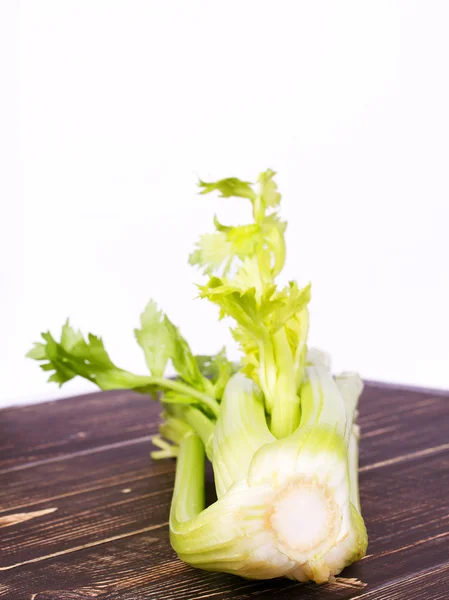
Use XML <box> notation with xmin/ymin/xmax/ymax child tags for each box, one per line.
<box><xmin>1</xmin><ymin>1</ymin><xmax>448</xmax><ymax>408</ymax></box>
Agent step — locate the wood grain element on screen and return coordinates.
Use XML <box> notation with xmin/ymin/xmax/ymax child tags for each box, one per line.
<box><xmin>0</xmin><ymin>382</ymin><xmax>448</xmax><ymax>599</ymax></box>
<box><xmin>357</xmin><ymin>384</ymin><xmax>449</xmax><ymax>466</ymax></box>
<box><xmin>0</xmin><ymin>441</ymin><xmax>176</xmax><ymax>511</ymax></box>
<box><xmin>1</xmin><ymin>526</ymin><xmax>447</xmax><ymax>599</ymax></box>
<box><xmin>0</xmin><ymin>390</ymin><xmax>160</xmax><ymax>470</ymax></box>
<box><xmin>1</xmin><ymin>447</ymin><xmax>448</xmax><ymax>571</ymax></box>
<box><xmin>1</xmin><ymin>384</ymin><xmax>446</xmax><ymax>473</ymax></box>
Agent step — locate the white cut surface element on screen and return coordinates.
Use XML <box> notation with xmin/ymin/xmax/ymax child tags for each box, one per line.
<box><xmin>271</xmin><ymin>486</ymin><xmax>331</xmax><ymax>550</ymax></box>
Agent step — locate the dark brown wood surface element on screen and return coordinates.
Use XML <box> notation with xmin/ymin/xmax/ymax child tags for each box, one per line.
<box><xmin>1</xmin><ymin>382</ymin><xmax>448</xmax><ymax>599</ymax></box>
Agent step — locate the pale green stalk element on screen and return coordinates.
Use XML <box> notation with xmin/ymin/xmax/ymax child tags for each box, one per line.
<box><xmin>170</xmin><ymin>368</ymin><xmax>367</xmax><ymax>584</ymax></box>
<box><xmin>164</xmin><ymin>404</ymin><xmax>215</xmax><ymax>451</ymax></box>
<box><xmin>257</xmin><ymin>333</ymin><xmax>277</xmax><ymax>413</ymax></box>
<box><xmin>208</xmin><ymin>373</ymin><xmax>275</xmax><ymax>497</ymax></box>
<box><xmin>270</xmin><ymin>326</ymin><xmax>300</xmax><ymax>439</ymax></box>
<box><xmin>169</xmin><ymin>430</ymin><xmax>205</xmax><ymax>526</ymax></box>
<box><xmin>348</xmin><ymin>426</ymin><xmax>362</xmax><ymax>512</ymax></box>
<box><xmin>149</xmin><ymin>377</ymin><xmax>220</xmax><ymax>417</ymax></box>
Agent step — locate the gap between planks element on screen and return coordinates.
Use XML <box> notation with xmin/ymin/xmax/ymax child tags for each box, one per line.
<box><xmin>2</xmin><ymin>434</ymin><xmax>448</xmax><ymax>481</ymax></box>
<box><xmin>2</xmin><ymin>472</ymin><xmax>448</xmax><ymax>573</ymax></box>
<box><xmin>362</xmin><ymin>379</ymin><xmax>449</xmax><ymax>396</ymax></box>
<box><xmin>0</xmin><ymin>522</ymin><xmax>169</xmax><ymax>572</ymax></box>
<box><xmin>352</xmin><ymin>557</ymin><xmax>449</xmax><ymax>599</ymax></box>
<box><xmin>0</xmin><ymin>434</ymin><xmax>156</xmax><ymax>476</ymax></box>
<box><xmin>361</xmin><ymin>531</ymin><xmax>449</xmax><ymax>563</ymax></box>
<box><xmin>1</xmin><ymin>389</ymin><xmax>445</xmax><ymax>478</ymax></box>
<box><xmin>2</xmin><ymin>440</ymin><xmax>448</xmax><ymax>517</ymax></box>
<box><xmin>0</xmin><ymin>469</ymin><xmax>175</xmax><ymax>515</ymax></box>
<box><xmin>359</xmin><ymin>442</ymin><xmax>449</xmax><ymax>473</ymax></box>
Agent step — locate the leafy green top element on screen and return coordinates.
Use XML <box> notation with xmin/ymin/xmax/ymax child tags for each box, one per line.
<box><xmin>190</xmin><ymin>170</ymin><xmax>311</xmax><ymax>438</ymax></box>
<box><xmin>189</xmin><ymin>170</ymin><xmax>286</xmax><ymax>282</ymax></box>
<box><xmin>27</xmin><ymin>302</ymin><xmax>235</xmax><ymax>420</ymax></box>
<box><xmin>27</xmin><ymin>169</ymin><xmax>311</xmax><ymax>444</ymax></box>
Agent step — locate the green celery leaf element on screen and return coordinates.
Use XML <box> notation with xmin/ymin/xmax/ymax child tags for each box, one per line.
<box><xmin>134</xmin><ymin>300</ymin><xmax>174</xmax><ymax>377</ymax></box>
<box><xmin>199</xmin><ymin>277</ymin><xmax>261</xmax><ymax>336</ymax></box>
<box><xmin>188</xmin><ymin>232</ymin><xmax>234</xmax><ymax>275</ymax></box>
<box><xmin>135</xmin><ymin>300</ymin><xmax>215</xmax><ymax>396</ymax></box>
<box><xmin>163</xmin><ymin>317</ymin><xmax>208</xmax><ymax>391</ymax></box>
<box><xmin>258</xmin><ymin>169</ymin><xmax>281</xmax><ymax>210</ymax></box>
<box><xmin>267</xmin><ymin>282</ymin><xmax>311</xmax><ymax>333</ymax></box>
<box><xmin>191</xmin><ymin>171</ymin><xmax>287</xmax><ymax>280</ymax></box>
<box><xmin>189</xmin><ymin>222</ymin><xmax>261</xmax><ymax>276</ymax></box>
<box><xmin>27</xmin><ymin>319</ymin><xmax>220</xmax><ymax>414</ymax></box>
<box><xmin>195</xmin><ymin>347</ymin><xmax>236</xmax><ymax>399</ymax></box>
<box><xmin>198</xmin><ymin>177</ymin><xmax>256</xmax><ymax>201</ymax></box>
<box><xmin>26</xmin><ymin>321</ymin><xmax>152</xmax><ymax>391</ymax></box>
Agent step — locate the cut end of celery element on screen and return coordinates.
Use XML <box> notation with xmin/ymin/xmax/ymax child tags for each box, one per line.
<box><xmin>269</xmin><ymin>477</ymin><xmax>341</xmax><ymax>556</ymax></box>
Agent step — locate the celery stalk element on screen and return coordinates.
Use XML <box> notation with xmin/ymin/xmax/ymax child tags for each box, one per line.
<box><xmin>28</xmin><ymin>169</ymin><xmax>367</xmax><ymax>584</ymax></box>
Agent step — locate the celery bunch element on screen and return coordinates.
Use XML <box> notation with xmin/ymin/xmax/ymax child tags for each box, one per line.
<box><xmin>28</xmin><ymin>170</ymin><xmax>367</xmax><ymax>583</ymax></box>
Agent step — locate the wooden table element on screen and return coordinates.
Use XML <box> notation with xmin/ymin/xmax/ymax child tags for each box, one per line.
<box><xmin>1</xmin><ymin>382</ymin><xmax>448</xmax><ymax>599</ymax></box>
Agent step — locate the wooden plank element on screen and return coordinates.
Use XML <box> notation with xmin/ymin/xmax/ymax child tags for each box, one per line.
<box><xmin>1</xmin><ymin>383</ymin><xmax>448</xmax><ymax>599</ymax></box>
<box><xmin>355</xmin><ymin>561</ymin><xmax>449</xmax><ymax>600</ymax></box>
<box><xmin>1</xmin><ymin>384</ymin><xmax>447</xmax><ymax>474</ymax></box>
<box><xmin>357</xmin><ymin>385</ymin><xmax>449</xmax><ymax>466</ymax></box>
<box><xmin>2</xmin><ymin>386</ymin><xmax>447</xmax><ymax>514</ymax></box>
<box><xmin>0</xmin><ymin>382</ymin><xmax>449</xmax><ymax>471</ymax></box>
<box><xmin>73</xmin><ymin>530</ymin><xmax>449</xmax><ymax>599</ymax></box>
<box><xmin>358</xmin><ymin>451</ymin><xmax>449</xmax><ymax>553</ymax></box>
<box><xmin>1</xmin><ymin>445</ymin><xmax>448</xmax><ymax>582</ymax></box>
<box><xmin>0</xmin><ymin>520</ymin><xmax>447</xmax><ymax>599</ymax></box>
<box><xmin>1</xmin><ymin>390</ymin><xmax>448</xmax><ymax>564</ymax></box>
<box><xmin>0</xmin><ymin>439</ymin><xmax>175</xmax><ymax>511</ymax></box>
<box><xmin>0</xmin><ymin>469</ymin><xmax>172</xmax><ymax>568</ymax></box>
<box><xmin>0</xmin><ymin>390</ymin><xmax>160</xmax><ymax>469</ymax></box>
